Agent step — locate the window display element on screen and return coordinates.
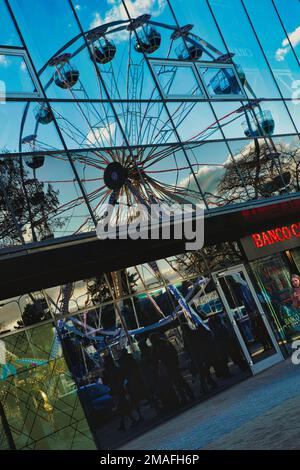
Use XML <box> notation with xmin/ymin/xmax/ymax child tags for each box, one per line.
<box><xmin>251</xmin><ymin>253</ymin><xmax>300</xmax><ymax>345</ymax></box>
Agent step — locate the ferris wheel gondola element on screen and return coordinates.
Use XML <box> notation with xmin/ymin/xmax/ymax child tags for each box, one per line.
<box><xmin>50</xmin><ymin>53</ymin><xmax>80</xmax><ymax>89</ymax></box>
<box><xmin>21</xmin><ymin>135</ymin><xmax>45</xmax><ymax>170</ymax></box>
<box><xmin>34</xmin><ymin>103</ymin><xmax>53</xmax><ymax>125</ymax></box>
<box><xmin>176</xmin><ymin>43</ymin><xmax>203</xmax><ymax>60</ymax></box>
<box><xmin>210</xmin><ymin>68</ymin><xmax>242</xmax><ymax>95</ymax></box>
<box><xmin>93</xmin><ymin>39</ymin><xmax>117</xmax><ymax>64</ymax></box>
<box><xmin>242</xmin><ymin>110</ymin><xmax>275</xmax><ymax>138</ymax></box>
<box><xmin>86</xmin><ymin>28</ymin><xmax>117</xmax><ymax>65</ymax></box>
<box><xmin>134</xmin><ymin>26</ymin><xmax>162</xmax><ymax>54</ymax></box>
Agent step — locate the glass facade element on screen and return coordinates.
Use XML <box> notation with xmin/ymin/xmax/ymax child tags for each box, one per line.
<box><xmin>1</xmin><ymin>0</ymin><xmax>300</xmax><ymax>450</ymax></box>
<box><xmin>0</xmin><ymin>0</ymin><xmax>299</xmax><ymax>250</ymax></box>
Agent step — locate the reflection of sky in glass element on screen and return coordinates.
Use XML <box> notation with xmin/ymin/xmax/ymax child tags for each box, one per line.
<box><xmin>273</xmin><ymin>0</ymin><xmax>300</xmax><ymax>62</ymax></box>
<box><xmin>0</xmin><ymin>1</ymin><xmax>21</xmax><ymax>46</ymax></box>
<box><xmin>0</xmin><ymin>54</ymin><xmax>34</xmax><ymax>94</ymax></box>
<box><xmin>0</xmin><ymin>0</ymin><xmax>299</xmax><ymax>246</ymax></box>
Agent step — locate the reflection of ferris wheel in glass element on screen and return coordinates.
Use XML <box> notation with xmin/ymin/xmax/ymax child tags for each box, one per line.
<box><xmin>20</xmin><ymin>14</ymin><xmax>275</xmax><ymax>237</ymax></box>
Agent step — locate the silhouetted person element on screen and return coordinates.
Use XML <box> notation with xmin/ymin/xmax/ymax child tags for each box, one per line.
<box><xmin>252</xmin><ymin>313</ymin><xmax>273</xmax><ymax>351</ymax></box>
<box><xmin>208</xmin><ymin>315</ymin><xmax>233</xmax><ymax>379</ymax></box>
<box><xmin>150</xmin><ymin>333</ymin><xmax>194</xmax><ymax>405</ymax></box>
<box><xmin>181</xmin><ymin>322</ymin><xmax>217</xmax><ymax>395</ymax></box>
<box><xmin>119</xmin><ymin>351</ymin><xmax>145</xmax><ymax>422</ymax></box>
<box><xmin>102</xmin><ymin>355</ymin><xmax>136</xmax><ymax>431</ymax></box>
<box><xmin>139</xmin><ymin>341</ymin><xmax>160</xmax><ymax>413</ymax></box>
<box><xmin>215</xmin><ymin>316</ymin><xmax>249</xmax><ymax>372</ymax></box>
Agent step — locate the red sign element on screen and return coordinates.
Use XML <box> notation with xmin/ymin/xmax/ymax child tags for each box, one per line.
<box><xmin>251</xmin><ymin>222</ymin><xmax>300</xmax><ymax>248</ymax></box>
<box><xmin>240</xmin><ymin>220</ymin><xmax>300</xmax><ymax>261</ymax></box>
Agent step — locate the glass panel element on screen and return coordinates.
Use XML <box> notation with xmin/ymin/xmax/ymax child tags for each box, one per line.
<box><xmin>121</xmin><ymin>0</ymin><xmax>179</xmax><ymax>60</ymax></box>
<box><xmin>0</xmin><ymin>1</ymin><xmax>21</xmax><ymax>47</ymax></box>
<box><xmin>274</xmin><ymin>0</ymin><xmax>300</xmax><ymax>63</ymax></box>
<box><xmin>227</xmin><ymin>138</ymin><xmax>287</xmax><ymax>202</ymax></box>
<box><xmin>211</xmin><ymin>101</ymin><xmax>247</xmax><ymax>140</ymax></box>
<box><xmin>0</xmin><ymin>52</ymin><xmax>37</xmax><ymax>96</ymax></box>
<box><xmin>244</xmin><ymin>0</ymin><xmax>300</xmax><ymax>99</ymax></box>
<box><xmin>0</xmin><ymin>292</ymin><xmax>52</xmax><ymax>336</ymax></box>
<box><xmin>0</xmin><ymin>101</ymin><xmax>64</xmax><ymax>152</ymax></box>
<box><xmin>152</xmin><ymin>61</ymin><xmax>203</xmax><ymax>98</ymax></box>
<box><xmin>214</xmin><ymin>100</ymin><xmax>297</xmax><ymax>140</ymax></box>
<box><xmin>271</xmin><ymin>135</ymin><xmax>300</xmax><ymax>197</ymax></box>
<box><xmin>169</xmin><ymin>0</ymin><xmax>226</xmax><ymax>60</ymax></box>
<box><xmin>166</xmin><ymin>101</ymin><xmax>222</xmax><ymax>142</ymax></box>
<box><xmin>45</xmin><ymin>101</ymin><xmax>125</xmax><ymax>149</ymax></box>
<box><xmin>9</xmin><ymin>0</ymin><xmax>81</xmax><ymax>71</ymax></box>
<box><xmin>40</xmin><ymin>40</ymin><xmax>109</xmax><ymax>101</ymax></box>
<box><xmin>0</xmin><ymin>152</ymin><xmax>93</xmax><ymax>247</ymax></box>
<box><xmin>208</xmin><ymin>0</ymin><xmax>281</xmax><ymax>99</ymax></box>
<box><xmin>218</xmin><ymin>270</ymin><xmax>277</xmax><ymax>364</ymax></box>
<box><xmin>251</xmin><ymin>253</ymin><xmax>300</xmax><ymax>345</ymax></box>
<box><xmin>259</xmin><ymin>101</ymin><xmax>297</xmax><ymax>135</ymax></box>
<box><xmin>91</xmin><ymin>53</ymin><xmax>160</xmax><ymax>101</ymax></box>
<box><xmin>198</xmin><ymin>65</ymin><xmax>244</xmax><ymax>98</ymax></box>
<box><xmin>112</xmin><ymin>101</ymin><xmax>177</xmax><ymax>147</ymax></box>
<box><xmin>0</xmin><ymin>323</ymin><xmax>96</xmax><ymax>449</ymax></box>
<box><xmin>285</xmin><ymin>100</ymin><xmax>300</xmax><ymax>134</ymax></box>
<box><xmin>185</xmin><ymin>140</ymin><xmax>249</xmax><ymax>208</ymax></box>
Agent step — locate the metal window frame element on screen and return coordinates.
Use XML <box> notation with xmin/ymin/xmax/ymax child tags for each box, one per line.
<box><xmin>0</xmin><ymin>47</ymin><xmax>43</xmax><ymax>99</ymax></box>
<box><xmin>212</xmin><ymin>263</ymin><xmax>284</xmax><ymax>375</ymax></box>
<box><xmin>149</xmin><ymin>58</ymin><xmax>206</xmax><ymax>100</ymax></box>
<box><xmin>196</xmin><ymin>61</ymin><xmax>247</xmax><ymax>100</ymax></box>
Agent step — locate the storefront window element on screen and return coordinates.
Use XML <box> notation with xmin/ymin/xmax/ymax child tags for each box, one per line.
<box><xmin>251</xmin><ymin>253</ymin><xmax>300</xmax><ymax>346</ymax></box>
<box><xmin>0</xmin><ymin>323</ymin><xmax>96</xmax><ymax>450</ymax></box>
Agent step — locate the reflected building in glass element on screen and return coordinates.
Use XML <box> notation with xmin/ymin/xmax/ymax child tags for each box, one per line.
<box><xmin>0</xmin><ymin>0</ymin><xmax>300</xmax><ymax>450</ymax></box>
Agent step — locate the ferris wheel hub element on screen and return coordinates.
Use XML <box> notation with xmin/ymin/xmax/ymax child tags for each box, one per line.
<box><xmin>104</xmin><ymin>162</ymin><xmax>128</xmax><ymax>190</ymax></box>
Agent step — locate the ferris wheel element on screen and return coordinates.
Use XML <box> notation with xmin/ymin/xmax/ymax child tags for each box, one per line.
<box><xmin>19</xmin><ymin>13</ymin><xmax>276</xmax><ymax>240</ymax></box>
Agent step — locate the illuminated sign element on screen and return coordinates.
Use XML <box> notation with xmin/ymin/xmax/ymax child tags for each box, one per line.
<box><xmin>240</xmin><ymin>221</ymin><xmax>300</xmax><ymax>261</ymax></box>
<box><xmin>251</xmin><ymin>222</ymin><xmax>300</xmax><ymax>248</ymax></box>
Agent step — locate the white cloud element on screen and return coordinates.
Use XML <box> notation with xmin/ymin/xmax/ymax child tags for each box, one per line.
<box><xmin>86</xmin><ymin>122</ymin><xmax>116</xmax><ymax>146</ymax></box>
<box><xmin>276</xmin><ymin>47</ymin><xmax>288</xmax><ymax>62</ymax></box>
<box><xmin>90</xmin><ymin>0</ymin><xmax>166</xmax><ymax>41</ymax></box>
<box><xmin>20</xmin><ymin>61</ymin><xmax>27</xmax><ymax>72</ymax></box>
<box><xmin>0</xmin><ymin>55</ymin><xmax>10</xmax><ymax>67</ymax></box>
<box><xmin>276</xmin><ymin>25</ymin><xmax>300</xmax><ymax>61</ymax></box>
<box><xmin>75</xmin><ymin>3</ymin><xmax>81</xmax><ymax>11</ymax></box>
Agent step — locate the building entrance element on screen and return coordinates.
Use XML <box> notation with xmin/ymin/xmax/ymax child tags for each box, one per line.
<box><xmin>212</xmin><ymin>264</ymin><xmax>283</xmax><ymax>374</ymax></box>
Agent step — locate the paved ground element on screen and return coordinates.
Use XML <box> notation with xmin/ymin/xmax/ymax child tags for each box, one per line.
<box><xmin>119</xmin><ymin>359</ymin><xmax>300</xmax><ymax>450</ymax></box>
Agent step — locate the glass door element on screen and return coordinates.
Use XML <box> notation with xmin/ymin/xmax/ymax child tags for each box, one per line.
<box><xmin>212</xmin><ymin>264</ymin><xmax>283</xmax><ymax>375</ymax></box>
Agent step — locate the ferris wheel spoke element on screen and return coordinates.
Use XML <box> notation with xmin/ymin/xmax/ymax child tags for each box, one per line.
<box><xmin>53</xmin><ymin>107</ymin><xmax>94</xmax><ymax>147</ymax></box>
<box><xmin>142</xmin><ymin>143</ymin><xmax>182</xmax><ymax>168</ymax></box>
